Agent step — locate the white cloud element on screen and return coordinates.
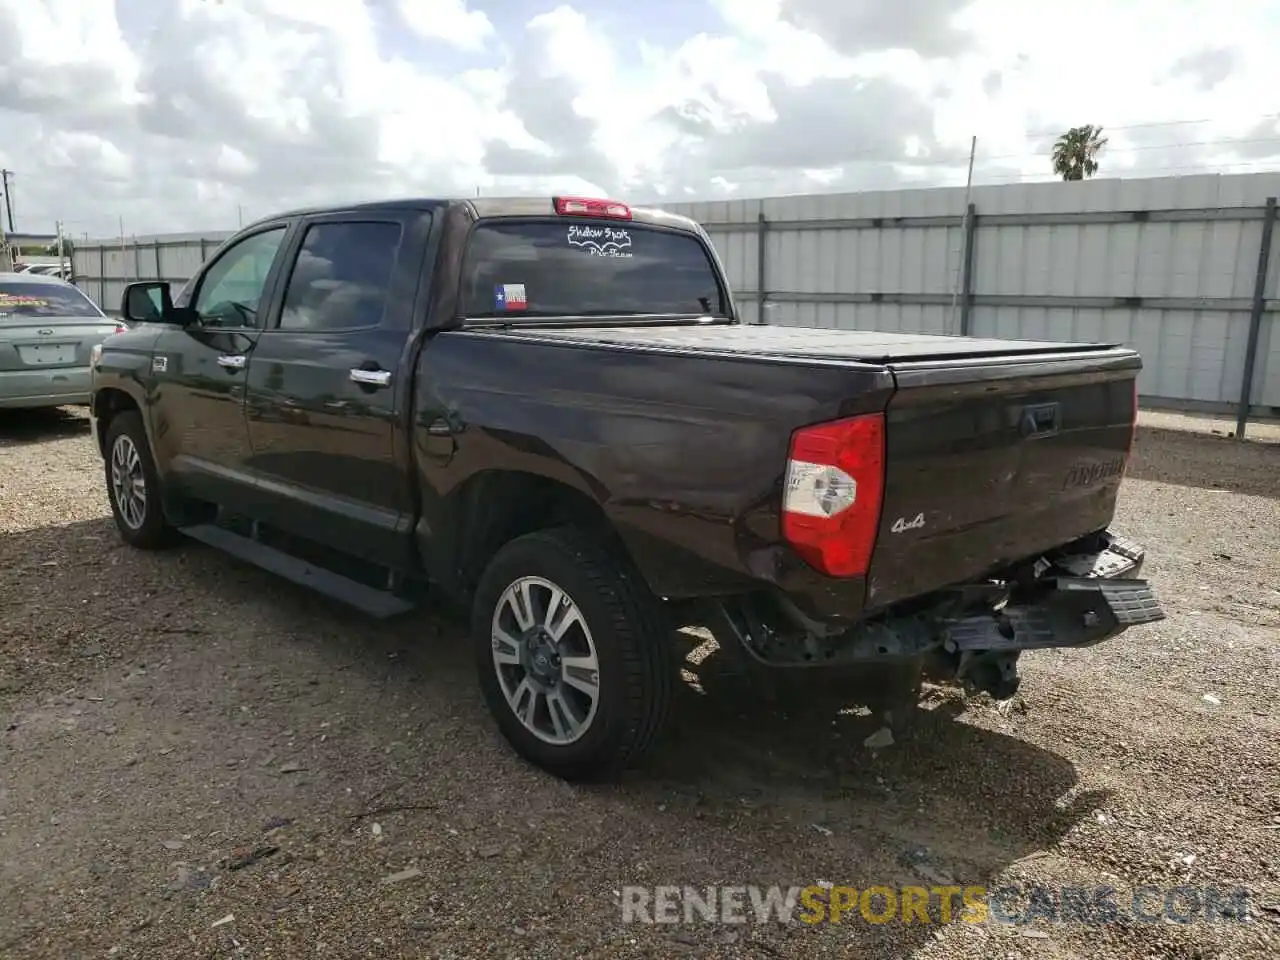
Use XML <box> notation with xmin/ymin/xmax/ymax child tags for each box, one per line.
<box><xmin>0</xmin><ymin>0</ymin><xmax>1277</xmax><ymax>238</ymax></box>
<box><xmin>0</xmin><ymin>0</ymin><xmax>140</xmax><ymax>123</ymax></box>
<box><xmin>42</xmin><ymin>132</ymin><xmax>134</xmax><ymax>180</ymax></box>
<box><xmin>396</xmin><ymin>0</ymin><xmax>495</xmax><ymax>52</ymax></box>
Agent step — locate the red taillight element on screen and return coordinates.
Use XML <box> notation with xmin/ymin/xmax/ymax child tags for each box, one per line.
<box><xmin>553</xmin><ymin>196</ymin><xmax>632</xmax><ymax>219</ymax></box>
<box><xmin>781</xmin><ymin>413</ymin><xmax>886</xmax><ymax>578</ymax></box>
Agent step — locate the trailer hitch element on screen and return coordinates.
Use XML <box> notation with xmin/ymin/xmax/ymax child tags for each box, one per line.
<box><xmin>954</xmin><ymin>649</ymin><xmax>1022</xmax><ymax>699</ymax></box>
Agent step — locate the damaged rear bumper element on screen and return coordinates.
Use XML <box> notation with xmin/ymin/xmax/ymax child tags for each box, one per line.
<box><xmin>944</xmin><ymin>572</ymin><xmax>1163</xmax><ymax>699</ymax></box>
<box><xmin>947</xmin><ymin>576</ymin><xmax>1163</xmax><ymax>654</ymax></box>
<box><xmin>709</xmin><ymin>530</ymin><xmax>1165</xmax><ymax>699</ymax></box>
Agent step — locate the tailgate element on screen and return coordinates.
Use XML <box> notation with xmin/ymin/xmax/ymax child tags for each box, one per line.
<box><xmin>864</xmin><ymin>346</ymin><xmax>1140</xmax><ymax>611</ymax></box>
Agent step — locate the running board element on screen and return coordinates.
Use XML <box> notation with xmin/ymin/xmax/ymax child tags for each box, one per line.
<box><xmin>180</xmin><ymin>523</ymin><xmax>416</xmax><ymax>619</ymax></box>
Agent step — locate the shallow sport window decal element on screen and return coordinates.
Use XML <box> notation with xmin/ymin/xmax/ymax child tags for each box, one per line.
<box><xmin>460</xmin><ymin>220</ymin><xmax>725</xmax><ymax>318</ymax></box>
<box><xmin>566</xmin><ymin>224</ymin><xmax>633</xmax><ymax>258</ymax></box>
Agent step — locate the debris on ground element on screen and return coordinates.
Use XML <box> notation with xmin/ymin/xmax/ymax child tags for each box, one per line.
<box><xmin>863</xmin><ymin>726</ymin><xmax>895</xmax><ymax>750</ymax></box>
<box><xmin>222</xmin><ymin>844</ymin><xmax>279</xmax><ymax>871</ymax></box>
<box><xmin>380</xmin><ymin>867</ymin><xmax>423</xmax><ymax>885</ymax></box>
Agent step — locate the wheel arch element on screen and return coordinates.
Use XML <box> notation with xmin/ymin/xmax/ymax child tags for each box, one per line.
<box><xmin>91</xmin><ymin>386</ymin><xmax>146</xmax><ymax>458</ymax></box>
<box><xmin>434</xmin><ymin>468</ymin><xmax>639</xmax><ymax>599</ymax></box>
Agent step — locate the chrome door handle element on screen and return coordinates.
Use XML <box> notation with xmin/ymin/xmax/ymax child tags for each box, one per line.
<box><xmin>349</xmin><ymin>368</ymin><xmax>392</xmax><ymax>387</ymax></box>
<box><xmin>217</xmin><ymin>355</ymin><xmax>247</xmax><ymax>370</ymax></box>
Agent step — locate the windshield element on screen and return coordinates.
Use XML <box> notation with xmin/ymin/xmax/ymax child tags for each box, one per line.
<box><xmin>0</xmin><ymin>282</ymin><xmax>104</xmax><ymax>320</ymax></box>
<box><xmin>460</xmin><ymin>219</ymin><xmax>728</xmax><ymax>320</ymax></box>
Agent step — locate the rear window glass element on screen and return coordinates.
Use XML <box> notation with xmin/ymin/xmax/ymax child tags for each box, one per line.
<box><xmin>0</xmin><ymin>282</ymin><xmax>103</xmax><ymax>320</ymax></box>
<box><xmin>460</xmin><ymin>220</ymin><xmax>727</xmax><ymax>319</ymax></box>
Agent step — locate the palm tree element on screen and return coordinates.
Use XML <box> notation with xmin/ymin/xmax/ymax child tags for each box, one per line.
<box><xmin>1052</xmin><ymin>125</ymin><xmax>1108</xmax><ymax>181</ymax></box>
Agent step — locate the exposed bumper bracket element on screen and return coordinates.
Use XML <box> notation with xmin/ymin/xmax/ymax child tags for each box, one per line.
<box><xmin>710</xmin><ymin>531</ymin><xmax>1164</xmax><ymax>673</ymax></box>
<box><xmin>946</xmin><ymin>577</ymin><xmax>1165</xmax><ymax>653</ymax></box>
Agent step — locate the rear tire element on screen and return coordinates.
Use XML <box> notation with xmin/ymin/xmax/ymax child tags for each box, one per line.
<box><xmin>472</xmin><ymin>526</ymin><xmax>674</xmax><ymax>781</ymax></box>
<box><xmin>104</xmin><ymin>411</ymin><xmax>178</xmax><ymax>550</ymax></box>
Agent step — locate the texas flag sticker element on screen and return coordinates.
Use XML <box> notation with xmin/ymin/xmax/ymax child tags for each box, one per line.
<box><xmin>494</xmin><ymin>283</ymin><xmax>527</xmax><ymax>311</ymax></box>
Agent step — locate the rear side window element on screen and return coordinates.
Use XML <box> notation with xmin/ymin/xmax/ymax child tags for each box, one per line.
<box><xmin>460</xmin><ymin>220</ymin><xmax>727</xmax><ymax>319</ymax></box>
<box><xmin>0</xmin><ymin>282</ymin><xmax>104</xmax><ymax>320</ymax></box>
<box><xmin>279</xmin><ymin>221</ymin><xmax>403</xmax><ymax>331</ymax></box>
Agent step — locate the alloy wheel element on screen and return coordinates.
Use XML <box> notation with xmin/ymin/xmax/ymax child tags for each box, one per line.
<box><xmin>110</xmin><ymin>434</ymin><xmax>147</xmax><ymax>530</ymax></box>
<box><xmin>491</xmin><ymin>575</ymin><xmax>601</xmax><ymax>745</ymax></box>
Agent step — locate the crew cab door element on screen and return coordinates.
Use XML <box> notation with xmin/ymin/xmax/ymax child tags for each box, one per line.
<box><xmin>242</xmin><ymin>212</ymin><xmax>429</xmax><ymax>568</ymax></box>
<box><xmin>149</xmin><ymin>224</ymin><xmax>291</xmax><ymax>509</ymax></box>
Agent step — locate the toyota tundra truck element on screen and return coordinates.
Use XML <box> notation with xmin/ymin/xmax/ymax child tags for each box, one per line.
<box><xmin>88</xmin><ymin>194</ymin><xmax>1163</xmax><ymax>780</ymax></box>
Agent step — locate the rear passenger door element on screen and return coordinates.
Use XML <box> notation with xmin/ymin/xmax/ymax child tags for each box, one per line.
<box><xmin>242</xmin><ymin>212</ymin><xmax>428</xmax><ymax>567</ymax></box>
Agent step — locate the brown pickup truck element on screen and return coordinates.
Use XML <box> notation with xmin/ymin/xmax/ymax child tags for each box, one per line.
<box><xmin>90</xmin><ymin>194</ymin><xmax>1163</xmax><ymax>780</ymax></box>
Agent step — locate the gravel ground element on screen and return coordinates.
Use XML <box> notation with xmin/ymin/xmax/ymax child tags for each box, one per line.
<box><xmin>0</xmin><ymin>407</ymin><xmax>1277</xmax><ymax>960</ymax></box>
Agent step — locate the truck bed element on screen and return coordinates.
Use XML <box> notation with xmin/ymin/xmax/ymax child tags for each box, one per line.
<box><xmin>462</xmin><ymin>322</ymin><xmax>1141</xmax><ymax>616</ymax></box>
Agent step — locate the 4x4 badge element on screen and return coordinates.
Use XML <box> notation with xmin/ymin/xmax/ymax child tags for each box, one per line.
<box><xmin>152</xmin><ymin>356</ymin><xmax>168</xmax><ymax>373</ymax></box>
<box><xmin>891</xmin><ymin>513</ymin><xmax>925</xmax><ymax>534</ymax></box>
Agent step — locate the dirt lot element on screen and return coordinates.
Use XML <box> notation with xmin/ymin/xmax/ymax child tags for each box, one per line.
<box><xmin>1</xmin><ymin>408</ymin><xmax>1277</xmax><ymax>960</ymax></box>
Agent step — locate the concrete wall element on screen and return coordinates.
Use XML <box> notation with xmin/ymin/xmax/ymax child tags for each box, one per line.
<box><xmin>70</xmin><ymin>173</ymin><xmax>1280</xmax><ymax>422</ymax></box>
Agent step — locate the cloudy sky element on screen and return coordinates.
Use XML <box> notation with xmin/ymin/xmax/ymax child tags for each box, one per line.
<box><xmin>1</xmin><ymin>0</ymin><xmax>1278</xmax><ymax>238</ymax></box>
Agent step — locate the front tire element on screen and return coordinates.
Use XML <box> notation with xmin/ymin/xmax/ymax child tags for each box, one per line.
<box><xmin>472</xmin><ymin>527</ymin><xmax>674</xmax><ymax>781</ymax></box>
<box><xmin>104</xmin><ymin>411</ymin><xmax>178</xmax><ymax>550</ymax></box>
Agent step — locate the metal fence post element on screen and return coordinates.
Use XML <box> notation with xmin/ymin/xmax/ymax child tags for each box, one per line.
<box><xmin>98</xmin><ymin>245</ymin><xmax>106</xmax><ymax>311</ymax></box>
<box><xmin>154</xmin><ymin>242</ymin><xmax>162</xmax><ymax>279</ymax></box>
<box><xmin>959</xmin><ymin>202</ymin><xmax>978</xmax><ymax>336</ymax></box>
<box><xmin>1236</xmin><ymin>195</ymin><xmax>1276</xmax><ymax>440</ymax></box>
<box><xmin>756</xmin><ymin>211</ymin><xmax>767</xmax><ymax>324</ymax></box>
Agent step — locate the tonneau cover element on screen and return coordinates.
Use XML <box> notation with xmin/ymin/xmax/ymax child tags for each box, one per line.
<box><xmin>483</xmin><ymin>323</ymin><xmax>1122</xmax><ymax>365</ymax></box>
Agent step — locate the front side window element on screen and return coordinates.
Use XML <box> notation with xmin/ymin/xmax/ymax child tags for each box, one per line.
<box><xmin>193</xmin><ymin>227</ymin><xmax>288</xmax><ymax>328</ymax></box>
<box><xmin>460</xmin><ymin>220</ymin><xmax>727</xmax><ymax>319</ymax></box>
<box><xmin>0</xmin><ymin>281</ymin><xmax>104</xmax><ymax>321</ymax></box>
<box><xmin>278</xmin><ymin>221</ymin><xmax>403</xmax><ymax>331</ymax></box>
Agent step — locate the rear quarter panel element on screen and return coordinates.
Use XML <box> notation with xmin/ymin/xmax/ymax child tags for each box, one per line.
<box><xmin>413</xmin><ymin>329</ymin><xmax>894</xmax><ymax>607</ymax></box>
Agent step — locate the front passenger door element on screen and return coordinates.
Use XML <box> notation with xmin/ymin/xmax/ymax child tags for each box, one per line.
<box><xmin>149</xmin><ymin>225</ymin><xmax>291</xmax><ymax>509</ymax></box>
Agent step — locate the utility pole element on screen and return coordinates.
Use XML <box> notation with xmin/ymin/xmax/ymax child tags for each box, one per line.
<box><xmin>0</xmin><ymin>203</ymin><xmax>8</xmax><ymax>272</ymax></box>
<box><xmin>0</xmin><ymin>169</ymin><xmax>14</xmax><ymax>234</ymax></box>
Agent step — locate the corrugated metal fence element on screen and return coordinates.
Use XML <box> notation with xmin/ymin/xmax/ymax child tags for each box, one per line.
<box><xmin>72</xmin><ymin>173</ymin><xmax>1280</xmax><ymax>435</ymax></box>
<box><xmin>662</xmin><ymin>173</ymin><xmax>1280</xmax><ymax>433</ymax></box>
<box><xmin>74</xmin><ymin>230</ymin><xmax>234</xmax><ymax>319</ymax></box>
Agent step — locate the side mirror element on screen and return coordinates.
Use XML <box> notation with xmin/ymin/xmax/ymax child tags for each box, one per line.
<box><xmin>121</xmin><ymin>281</ymin><xmax>180</xmax><ymax>324</ymax></box>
